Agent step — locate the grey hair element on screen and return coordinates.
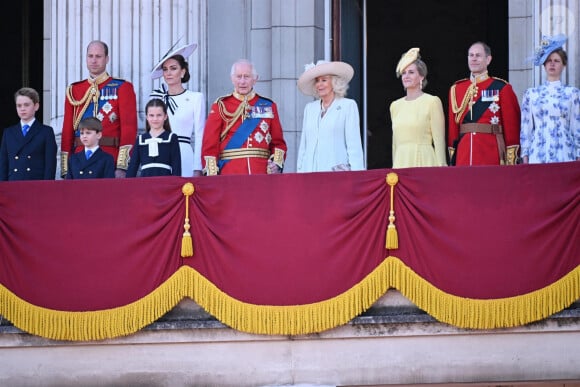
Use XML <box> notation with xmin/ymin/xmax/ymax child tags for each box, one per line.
<box><xmin>230</xmin><ymin>59</ymin><xmax>258</xmax><ymax>79</ymax></box>
<box><xmin>312</xmin><ymin>75</ymin><xmax>350</xmax><ymax>99</ymax></box>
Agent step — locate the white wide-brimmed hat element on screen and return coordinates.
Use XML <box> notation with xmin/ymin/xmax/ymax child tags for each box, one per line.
<box><xmin>297</xmin><ymin>60</ymin><xmax>354</xmax><ymax>96</ymax></box>
<box><xmin>151</xmin><ymin>42</ymin><xmax>198</xmax><ymax>79</ymax></box>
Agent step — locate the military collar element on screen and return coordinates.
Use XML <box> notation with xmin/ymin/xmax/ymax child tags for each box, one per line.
<box><xmin>89</xmin><ymin>72</ymin><xmax>110</xmax><ymax>85</ymax></box>
<box><xmin>233</xmin><ymin>90</ymin><xmax>256</xmax><ymax>101</ymax></box>
<box><xmin>470</xmin><ymin>71</ymin><xmax>489</xmax><ymax>84</ymax></box>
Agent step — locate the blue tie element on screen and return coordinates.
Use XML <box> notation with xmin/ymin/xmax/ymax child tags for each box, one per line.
<box><xmin>22</xmin><ymin>124</ymin><xmax>30</xmax><ymax>136</ymax></box>
<box><xmin>86</xmin><ymin>150</ymin><xmax>93</xmax><ymax>160</ymax></box>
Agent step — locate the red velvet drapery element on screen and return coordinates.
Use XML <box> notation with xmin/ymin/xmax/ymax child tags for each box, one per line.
<box><xmin>0</xmin><ymin>162</ymin><xmax>578</xmax><ymax>340</ymax></box>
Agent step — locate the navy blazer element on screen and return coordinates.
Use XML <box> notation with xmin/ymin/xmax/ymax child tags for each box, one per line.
<box><xmin>0</xmin><ymin>121</ymin><xmax>57</xmax><ymax>181</ymax></box>
<box><xmin>66</xmin><ymin>147</ymin><xmax>115</xmax><ymax>179</ymax></box>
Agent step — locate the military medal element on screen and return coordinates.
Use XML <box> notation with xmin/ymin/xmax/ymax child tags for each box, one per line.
<box><xmin>109</xmin><ymin>112</ymin><xmax>118</xmax><ymax>123</ymax></box>
<box><xmin>482</xmin><ymin>89</ymin><xmax>500</xmax><ymax>102</ymax></box>
<box><xmin>102</xmin><ymin>102</ymin><xmax>113</xmax><ymax>114</ymax></box>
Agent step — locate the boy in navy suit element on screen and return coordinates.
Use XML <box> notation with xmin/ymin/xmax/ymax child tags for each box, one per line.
<box><xmin>66</xmin><ymin>117</ymin><xmax>115</xmax><ymax>179</ymax></box>
<box><xmin>0</xmin><ymin>87</ymin><xmax>57</xmax><ymax>181</ymax></box>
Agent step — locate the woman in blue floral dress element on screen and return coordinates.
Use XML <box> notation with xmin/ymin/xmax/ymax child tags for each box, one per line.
<box><xmin>520</xmin><ymin>35</ymin><xmax>580</xmax><ymax>164</ymax></box>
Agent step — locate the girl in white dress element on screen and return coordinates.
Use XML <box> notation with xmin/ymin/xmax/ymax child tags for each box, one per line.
<box><xmin>150</xmin><ymin>43</ymin><xmax>206</xmax><ymax>176</ymax></box>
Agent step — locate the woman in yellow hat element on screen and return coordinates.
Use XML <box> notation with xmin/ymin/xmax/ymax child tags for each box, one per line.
<box><xmin>389</xmin><ymin>48</ymin><xmax>447</xmax><ymax>168</ymax></box>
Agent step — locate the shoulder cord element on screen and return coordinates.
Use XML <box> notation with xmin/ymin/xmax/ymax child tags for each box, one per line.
<box><xmin>218</xmin><ymin>97</ymin><xmax>249</xmax><ymax>141</ymax></box>
<box><xmin>451</xmin><ymin>81</ymin><xmax>478</xmax><ymax>124</ymax></box>
<box><xmin>66</xmin><ymin>73</ymin><xmax>109</xmax><ymax>130</ymax></box>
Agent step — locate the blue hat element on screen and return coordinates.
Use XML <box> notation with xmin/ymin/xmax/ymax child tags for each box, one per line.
<box><xmin>532</xmin><ymin>34</ymin><xmax>567</xmax><ymax>66</ymax></box>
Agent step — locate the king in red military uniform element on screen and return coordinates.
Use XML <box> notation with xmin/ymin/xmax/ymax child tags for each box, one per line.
<box><xmin>201</xmin><ymin>59</ymin><xmax>287</xmax><ymax>175</ymax></box>
<box><xmin>448</xmin><ymin>42</ymin><xmax>521</xmax><ymax>166</ymax></box>
<box><xmin>61</xmin><ymin>40</ymin><xmax>137</xmax><ymax>178</ymax></box>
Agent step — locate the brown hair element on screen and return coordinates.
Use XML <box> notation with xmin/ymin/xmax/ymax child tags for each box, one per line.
<box><xmin>145</xmin><ymin>99</ymin><xmax>172</xmax><ymax>132</ymax></box>
<box><xmin>165</xmin><ymin>54</ymin><xmax>191</xmax><ymax>83</ymax></box>
<box><xmin>545</xmin><ymin>48</ymin><xmax>568</xmax><ymax>66</ymax></box>
<box><xmin>78</xmin><ymin>117</ymin><xmax>103</xmax><ymax>132</ymax></box>
<box><xmin>14</xmin><ymin>87</ymin><xmax>40</xmax><ymax>104</ymax></box>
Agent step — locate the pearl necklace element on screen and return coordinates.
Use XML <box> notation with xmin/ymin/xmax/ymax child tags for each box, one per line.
<box><xmin>321</xmin><ymin>98</ymin><xmax>334</xmax><ymax>116</ymax></box>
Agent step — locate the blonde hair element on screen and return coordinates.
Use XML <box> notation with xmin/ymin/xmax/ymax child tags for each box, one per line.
<box><xmin>312</xmin><ymin>75</ymin><xmax>350</xmax><ymax>99</ymax></box>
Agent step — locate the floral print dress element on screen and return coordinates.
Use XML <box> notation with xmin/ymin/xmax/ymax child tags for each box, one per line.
<box><xmin>520</xmin><ymin>81</ymin><xmax>580</xmax><ymax>163</ymax></box>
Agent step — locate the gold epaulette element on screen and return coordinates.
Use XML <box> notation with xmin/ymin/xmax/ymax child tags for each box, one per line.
<box><xmin>453</xmin><ymin>78</ymin><xmax>469</xmax><ymax>85</ymax></box>
<box><xmin>213</xmin><ymin>94</ymin><xmax>232</xmax><ymax>104</ymax></box>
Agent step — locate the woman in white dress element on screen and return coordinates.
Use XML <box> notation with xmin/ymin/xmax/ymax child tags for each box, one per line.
<box><xmin>296</xmin><ymin>60</ymin><xmax>365</xmax><ymax>173</ymax></box>
<box><xmin>520</xmin><ymin>35</ymin><xmax>580</xmax><ymax>164</ymax></box>
<box><xmin>150</xmin><ymin>43</ymin><xmax>206</xmax><ymax>176</ymax></box>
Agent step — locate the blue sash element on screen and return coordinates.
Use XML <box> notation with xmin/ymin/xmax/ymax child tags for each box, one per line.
<box><xmin>75</xmin><ymin>79</ymin><xmax>125</xmax><ymax>136</ymax></box>
<box><xmin>218</xmin><ymin>98</ymin><xmax>272</xmax><ymax>169</ymax></box>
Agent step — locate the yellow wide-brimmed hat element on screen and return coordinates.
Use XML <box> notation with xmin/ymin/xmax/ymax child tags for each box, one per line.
<box><xmin>151</xmin><ymin>42</ymin><xmax>198</xmax><ymax>80</ymax></box>
<box><xmin>395</xmin><ymin>48</ymin><xmax>420</xmax><ymax>77</ymax></box>
<box><xmin>297</xmin><ymin>60</ymin><xmax>354</xmax><ymax>96</ymax></box>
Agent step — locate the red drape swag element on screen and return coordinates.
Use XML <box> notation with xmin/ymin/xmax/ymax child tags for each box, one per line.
<box><xmin>0</xmin><ymin>163</ymin><xmax>578</xmax><ymax>310</ymax></box>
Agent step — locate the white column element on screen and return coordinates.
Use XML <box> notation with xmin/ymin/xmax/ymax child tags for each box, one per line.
<box><xmin>45</xmin><ymin>0</ymin><xmax>205</xmax><ymax>138</ymax></box>
<box><xmin>533</xmin><ymin>0</ymin><xmax>579</xmax><ymax>85</ymax></box>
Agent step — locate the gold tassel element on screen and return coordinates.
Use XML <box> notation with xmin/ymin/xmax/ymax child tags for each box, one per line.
<box><xmin>181</xmin><ymin>183</ymin><xmax>195</xmax><ymax>257</ymax></box>
<box><xmin>386</xmin><ymin>173</ymin><xmax>399</xmax><ymax>249</ymax></box>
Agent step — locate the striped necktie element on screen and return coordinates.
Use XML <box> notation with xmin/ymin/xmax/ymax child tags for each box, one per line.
<box><xmin>22</xmin><ymin>124</ymin><xmax>30</xmax><ymax>136</ymax></box>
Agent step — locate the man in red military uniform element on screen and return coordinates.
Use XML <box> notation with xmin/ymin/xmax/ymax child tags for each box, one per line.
<box><xmin>61</xmin><ymin>40</ymin><xmax>137</xmax><ymax>178</ymax></box>
<box><xmin>448</xmin><ymin>42</ymin><xmax>521</xmax><ymax>166</ymax></box>
<box><xmin>201</xmin><ymin>59</ymin><xmax>287</xmax><ymax>175</ymax></box>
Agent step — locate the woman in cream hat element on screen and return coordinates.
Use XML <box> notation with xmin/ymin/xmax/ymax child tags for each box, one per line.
<box><xmin>150</xmin><ymin>42</ymin><xmax>206</xmax><ymax>176</ymax></box>
<box><xmin>520</xmin><ymin>35</ymin><xmax>580</xmax><ymax>163</ymax></box>
<box><xmin>296</xmin><ymin>60</ymin><xmax>365</xmax><ymax>172</ymax></box>
<box><xmin>389</xmin><ymin>48</ymin><xmax>446</xmax><ymax>168</ymax></box>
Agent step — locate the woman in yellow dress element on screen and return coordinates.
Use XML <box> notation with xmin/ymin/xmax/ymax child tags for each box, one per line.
<box><xmin>389</xmin><ymin>48</ymin><xmax>447</xmax><ymax>168</ymax></box>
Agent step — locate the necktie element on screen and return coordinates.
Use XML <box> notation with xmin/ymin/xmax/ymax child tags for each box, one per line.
<box><xmin>22</xmin><ymin>124</ymin><xmax>30</xmax><ymax>136</ymax></box>
<box><xmin>86</xmin><ymin>150</ymin><xmax>93</xmax><ymax>160</ymax></box>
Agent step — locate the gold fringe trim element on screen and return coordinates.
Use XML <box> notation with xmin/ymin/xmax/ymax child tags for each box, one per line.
<box><xmin>1</xmin><ymin>260</ymin><xmax>578</xmax><ymax>340</ymax></box>
<box><xmin>0</xmin><ymin>268</ymin><xmax>188</xmax><ymax>341</ymax></box>
<box><xmin>386</xmin><ymin>257</ymin><xmax>580</xmax><ymax>329</ymax></box>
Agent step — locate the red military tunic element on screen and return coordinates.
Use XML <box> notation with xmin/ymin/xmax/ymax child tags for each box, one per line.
<box><xmin>448</xmin><ymin>74</ymin><xmax>521</xmax><ymax>165</ymax></box>
<box><xmin>61</xmin><ymin>73</ymin><xmax>137</xmax><ymax>176</ymax></box>
<box><xmin>202</xmin><ymin>91</ymin><xmax>287</xmax><ymax>175</ymax></box>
